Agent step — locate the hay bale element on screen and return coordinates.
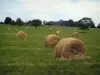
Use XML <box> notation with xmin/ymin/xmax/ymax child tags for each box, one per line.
<box><xmin>26</xmin><ymin>27</ymin><xmax>28</xmax><ymax>28</ymax></box>
<box><xmin>74</xmin><ymin>29</ymin><xmax>76</xmax><ymax>31</ymax></box>
<box><xmin>33</xmin><ymin>27</ymin><xmax>35</xmax><ymax>30</ymax></box>
<box><xmin>73</xmin><ymin>32</ymin><xmax>80</xmax><ymax>37</ymax></box>
<box><xmin>16</xmin><ymin>31</ymin><xmax>27</xmax><ymax>40</ymax></box>
<box><xmin>49</xmin><ymin>27</ymin><xmax>52</xmax><ymax>30</ymax></box>
<box><xmin>14</xmin><ymin>28</ymin><xmax>18</xmax><ymax>31</ymax></box>
<box><xmin>49</xmin><ymin>27</ymin><xmax>52</xmax><ymax>32</ymax></box>
<box><xmin>54</xmin><ymin>38</ymin><xmax>86</xmax><ymax>60</ymax></box>
<box><xmin>8</xmin><ymin>28</ymin><xmax>11</xmax><ymax>31</ymax></box>
<box><xmin>44</xmin><ymin>34</ymin><xmax>60</xmax><ymax>47</ymax></box>
<box><xmin>55</xmin><ymin>31</ymin><xmax>60</xmax><ymax>35</ymax></box>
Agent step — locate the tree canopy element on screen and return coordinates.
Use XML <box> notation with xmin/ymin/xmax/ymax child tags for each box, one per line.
<box><xmin>16</xmin><ymin>18</ymin><xmax>24</xmax><ymax>26</ymax></box>
<box><xmin>31</xmin><ymin>19</ymin><xmax>42</xmax><ymax>28</ymax></box>
<box><xmin>4</xmin><ymin>17</ymin><xmax>12</xmax><ymax>24</ymax></box>
<box><xmin>97</xmin><ymin>23</ymin><xmax>100</xmax><ymax>28</ymax></box>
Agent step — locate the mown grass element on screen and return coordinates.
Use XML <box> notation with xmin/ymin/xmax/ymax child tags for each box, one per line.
<box><xmin>0</xmin><ymin>24</ymin><xmax>100</xmax><ymax>75</ymax></box>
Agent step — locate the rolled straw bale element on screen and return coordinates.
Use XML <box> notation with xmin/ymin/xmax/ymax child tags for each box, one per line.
<box><xmin>16</xmin><ymin>31</ymin><xmax>27</xmax><ymax>40</ymax></box>
<box><xmin>54</xmin><ymin>38</ymin><xmax>86</xmax><ymax>60</ymax></box>
<box><xmin>44</xmin><ymin>34</ymin><xmax>60</xmax><ymax>47</ymax></box>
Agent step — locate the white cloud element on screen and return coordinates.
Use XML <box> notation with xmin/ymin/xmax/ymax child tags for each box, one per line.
<box><xmin>0</xmin><ymin>0</ymin><xmax>100</xmax><ymax>26</ymax></box>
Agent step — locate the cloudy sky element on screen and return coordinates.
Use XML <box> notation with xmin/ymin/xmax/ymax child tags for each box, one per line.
<box><xmin>0</xmin><ymin>0</ymin><xmax>99</xmax><ymax>26</ymax></box>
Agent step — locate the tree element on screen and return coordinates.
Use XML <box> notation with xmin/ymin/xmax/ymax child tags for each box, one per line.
<box><xmin>58</xmin><ymin>20</ymin><xmax>68</xmax><ymax>26</ymax></box>
<box><xmin>4</xmin><ymin>17</ymin><xmax>12</xmax><ymax>24</ymax></box>
<box><xmin>81</xmin><ymin>17</ymin><xmax>95</xmax><ymax>28</ymax></box>
<box><xmin>79</xmin><ymin>17</ymin><xmax>95</xmax><ymax>32</ymax></box>
<box><xmin>80</xmin><ymin>23</ymin><xmax>89</xmax><ymax>32</ymax></box>
<box><xmin>0</xmin><ymin>22</ymin><xmax>4</xmax><ymax>24</ymax></box>
<box><xmin>45</xmin><ymin>21</ymin><xmax>56</xmax><ymax>25</ymax></box>
<box><xmin>43</xmin><ymin>20</ymin><xmax>47</xmax><ymax>25</ymax></box>
<box><xmin>26</xmin><ymin>20</ymin><xmax>32</xmax><ymax>26</ymax></box>
<box><xmin>73</xmin><ymin>21</ymin><xmax>79</xmax><ymax>27</ymax></box>
<box><xmin>68</xmin><ymin>19</ymin><xmax>74</xmax><ymax>27</ymax></box>
<box><xmin>97</xmin><ymin>23</ymin><xmax>100</xmax><ymax>28</ymax></box>
<box><xmin>31</xmin><ymin>19</ymin><xmax>42</xmax><ymax>28</ymax></box>
<box><xmin>16</xmin><ymin>18</ymin><xmax>24</xmax><ymax>26</ymax></box>
<box><xmin>79</xmin><ymin>18</ymin><xmax>89</xmax><ymax>32</ymax></box>
<box><xmin>58</xmin><ymin>19</ymin><xmax>63</xmax><ymax>25</ymax></box>
<box><xmin>10</xmin><ymin>20</ymin><xmax>16</xmax><ymax>25</ymax></box>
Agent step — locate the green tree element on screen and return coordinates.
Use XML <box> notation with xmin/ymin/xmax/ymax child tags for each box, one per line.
<box><xmin>79</xmin><ymin>17</ymin><xmax>95</xmax><ymax>32</ymax></box>
<box><xmin>16</xmin><ymin>18</ymin><xmax>24</xmax><ymax>26</ymax></box>
<box><xmin>43</xmin><ymin>20</ymin><xmax>47</xmax><ymax>25</ymax></box>
<box><xmin>68</xmin><ymin>19</ymin><xmax>74</xmax><ymax>27</ymax></box>
<box><xmin>26</xmin><ymin>20</ymin><xmax>32</xmax><ymax>26</ymax></box>
<box><xmin>32</xmin><ymin>19</ymin><xmax>42</xmax><ymax>28</ymax></box>
<box><xmin>97</xmin><ymin>23</ymin><xmax>100</xmax><ymax>28</ymax></box>
<box><xmin>4</xmin><ymin>17</ymin><xmax>12</xmax><ymax>24</ymax></box>
<box><xmin>0</xmin><ymin>22</ymin><xmax>4</xmax><ymax>24</ymax></box>
<box><xmin>10</xmin><ymin>20</ymin><xmax>16</xmax><ymax>25</ymax></box>
<box><xmin>80</xmin><ymin>23</ymin><xmax>89</xmax><ymax>32</ymax></box>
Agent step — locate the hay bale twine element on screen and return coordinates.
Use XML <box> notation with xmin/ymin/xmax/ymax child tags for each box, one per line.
<box><xmin>44</xmin><ymin>34</ymin><xmax>60</xmax><ymax>47</ymax></box>
<box><xmin>54</xmin><ymin>38</ymin><xmax>86</xmax><ymax>60</ymax></box>
<box><xmin>55</xmin><ymin>31</ymin><xmax>60</xmax><ymax>35</ymax></box>
<box><xmin>73</xmin><ymin>32</ymin><xmax>79</xmax><ymax>37</ymax></box>
<box><xmin>16</xmin><ymin>31</ymin><xmax>27</xmax><ymax>40</ymax></box>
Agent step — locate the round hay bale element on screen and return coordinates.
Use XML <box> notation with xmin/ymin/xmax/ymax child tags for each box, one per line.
<box><xmin>14</xmin><ymin>28</ymin><xmax>18</xmax><ymax>31</ymax></box>
<box><xmin>8</xmin><ymin>28</ymin><xmax>11</xmax><ymax>31</ymax></box>
<box><xmin>44</xmin><ymin>34</ymin><xmax>60</xmax><ymax>47</ymax></box>
<box><xmin>49</xmin><ymin>27</ymin><xmax>52</xmax><ymax>30</ymax></box>
<box><xmin>26</xmin><ymin>27</ymin><xmax>28</xmax><ymax>28</ymax></box>
<box><xmin>55</xmin><ymin>31</ymin><xmax>60</xmax><ymax>35</ymax></box>
<box><xmin>33</xmin><ymin>27</ymin><xmax>35</xmax><ymax>30</ymax></box>
<box><xmin>49</xmin><ymin>27</ymin><xmax>52</xmax><ymax>32</ymax></box>
<box><xmin>74</xmin><ymin>29</ymin><xmax>76</xmax><ymax>31</ymax></box>
<box><xmin>54</xmin><ymin>38</ymin><xmax>86</xmax><ymax>60</ymax></box>
<box><xmin>73</xmin><ymin>32</ymin><xmax>79</xmax><ymax>37</ymax></box>
<box><xmin>16</xmin><ymin>31</ymin><xmax>27</xmax><ymax>40</ymax></box>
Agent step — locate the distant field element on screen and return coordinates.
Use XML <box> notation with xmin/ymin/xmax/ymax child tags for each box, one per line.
<box><xmin>0</xmin><ymin>24</ymin><xmax>100</xmax><ymax>75</ymax></box>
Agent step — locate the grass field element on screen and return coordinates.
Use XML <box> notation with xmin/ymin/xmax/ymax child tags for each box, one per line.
<box><xmin>0</xmin><ymin>24</ymin><xmax>100</xmax><ymax>75</ymax></box>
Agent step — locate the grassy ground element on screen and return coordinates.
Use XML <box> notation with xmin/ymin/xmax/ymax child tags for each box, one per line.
<box><xmin>0</xmin><ymin>24</ymin><xmax>100</xmax><ymax>75</ymax></box>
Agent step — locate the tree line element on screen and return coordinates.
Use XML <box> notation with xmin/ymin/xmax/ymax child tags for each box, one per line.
<box><xmin>0</xmin><ymin>17</ymin><xmax>100</xmax><ymax>29</ymax></box>
<box><xmin>0</xmin><ymin>17</ymin><xmax>42</xmax><ymax>29</ymax></box>
<box><xmin>43</xmin><ymin>17</ymin><xmax>95</xmax><ymax>28</ymax></box>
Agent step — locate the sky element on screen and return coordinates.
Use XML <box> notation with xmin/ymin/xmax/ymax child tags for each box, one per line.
<box><xmin>0</xmin><ymin>0</ymin><xmax>99</xmax><ymax>26</ymax></box>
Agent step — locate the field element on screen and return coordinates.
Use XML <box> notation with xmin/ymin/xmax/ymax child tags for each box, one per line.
<box><xmin>0</xmin><ymin>24</ymin><xmax>100</xmax><ymax>75</ymax></box>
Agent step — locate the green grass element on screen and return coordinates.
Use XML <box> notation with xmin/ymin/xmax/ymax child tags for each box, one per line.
<box><xmin>0</xmin><ymin>24</ymin><xmax>100</xmax><ymax>75</ymax></box>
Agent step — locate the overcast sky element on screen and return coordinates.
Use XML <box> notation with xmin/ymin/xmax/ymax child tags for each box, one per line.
<box><xmin>0</xmin><ymin>0</ymin><xmax>99</xmax><ymax>26</ymax></box>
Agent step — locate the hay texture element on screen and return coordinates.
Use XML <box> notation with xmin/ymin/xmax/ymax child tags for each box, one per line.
<box><xmin>16</xmin><ymin>31</ymin><xmax>27</xmax><ymax>40</ymax></box>
<box><xmin>44</xmin><ymin>34</ymin><xmax>60</xmax><ymax>47</ymax></box>
<box><xmin>55</xmin><ymin>31</ymin><xmax>60</xmax><ymax>35</ymax></box>
<box><xmin>54</xmin><ymin>38</ymin><xmax>86</xmax><ymax>60</ymax></box>
<box><xmin>73</xmin><ymin>32</ymin><xmax>80</xmax><ymax>37</ymax></box>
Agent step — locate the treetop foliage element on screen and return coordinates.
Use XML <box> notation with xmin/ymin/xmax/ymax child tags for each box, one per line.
<box><xmin>0</xmin><ymin>17</ymin><xmax>97</xmax><ymax>29</ymax></box>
